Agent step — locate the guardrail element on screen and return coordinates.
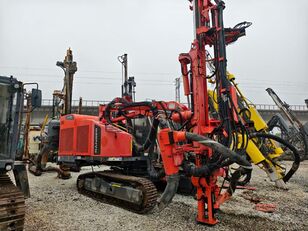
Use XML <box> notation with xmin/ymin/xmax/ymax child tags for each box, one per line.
<box><xmin>254</xmin><ymin>104</ymin><xmax>307</xmax><ymax>111</ymax></box>
<box><xmin>41</xmin><ymin>99</ymin><xmax>109</xmax><ymax>107</ymax></box>
<box><xmin>41</xmin><ymin>99</ymin><xmax>307</xmax><ymax>111</ymax></box>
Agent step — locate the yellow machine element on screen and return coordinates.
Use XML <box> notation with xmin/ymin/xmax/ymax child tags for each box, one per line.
<box><xmin>208</xmin><ymin>72</ymin><xmax>300</xmax><ymax>188</ymax></box>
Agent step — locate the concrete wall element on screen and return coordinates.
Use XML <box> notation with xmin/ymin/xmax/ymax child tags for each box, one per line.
<box><xmin>29</xmin><ymin>105</ymin><xmax>308</xmax><ymax>125</ymax></box>
<box><xmin>29</xmin><ymin>106</ymin><xmax>99</xmax><ymax>124</ymax></box>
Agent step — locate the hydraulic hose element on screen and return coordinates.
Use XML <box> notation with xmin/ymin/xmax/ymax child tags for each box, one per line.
<box><xmin>157</xmin><ymin>174</ymin><xmax>180</xmax><ymax>210</ymax></box>
<box><xmin>185</xmin><ymin>132</ymin><xmax>252</xmax><ymax>169</ymax></box>
<box><xmin>250</xmin><ymin>132</ymin><xmax>300</xmax><ymax>182</ymax></box>
<box><xmin>103</xmin><ymin>98</ymin><xmax>129</xmax><ymax>124</ymax></box>
<box><xmin>104</xmin><ymin>100</ymin><xmax>159</xmax><ymax>153</ymax></box>
<box><xmin>182</xmin><ymin>160</ymin><xmax>218</xmax><ymax>177</ymax></box>
<box><xmin>157</xmin><ymin>133</ymin><xmax>252</xmax><ymax>210</ymax></box>
<box><xmin>227</xmin><ymin>167</ymin><xmax>247</xmax><ymax>195</ymax></box>
<box><xmin>136</xmin><ymin>118</ymin><xmax>160</xmax><ymax>152</ymax></box>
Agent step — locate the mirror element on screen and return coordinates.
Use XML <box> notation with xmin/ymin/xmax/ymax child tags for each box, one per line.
<box><xmin>31</xmin><ymin>88</ymin><xmax>42</xmax><ymax>108</ymax></box>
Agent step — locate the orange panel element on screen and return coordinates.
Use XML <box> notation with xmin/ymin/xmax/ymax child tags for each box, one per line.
<box><xmin>58</xmin><ymin>114</ymin><xmax>132</xmax><ymax>158</ymax></box>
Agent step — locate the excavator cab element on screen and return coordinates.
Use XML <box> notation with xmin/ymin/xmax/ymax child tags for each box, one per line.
<box><xmin>0</xmin><ymin>76</ymin><xmax>23</xmax><ymax>172</ymax></box>
<box><xmin>0</xmin><ymin>76</ymin><xmax>42</xmax><ymax>171</ymax></box>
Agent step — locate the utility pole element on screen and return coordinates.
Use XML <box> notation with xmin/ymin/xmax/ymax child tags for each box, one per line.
<box><xmin>175</xmin><ymin>77</ymin><xmax>180</xmax><ymax>102</ymax></box>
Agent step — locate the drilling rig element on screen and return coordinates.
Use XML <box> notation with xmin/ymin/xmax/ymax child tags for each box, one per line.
<box><xmin>0</xmin><ymin>76</ymin><xmax>41</xmax><ymax>230</ymax></box>
<box><xmin>118</xmin><ymin>53</ymin><xmax>136</xmax><ymax>102</ymax></box>
<box><xmin>208</xmin><ymin>72</ymin><xmax>300</xmax><ymax>188</ymax></box>
<box><xmin>267</xmin><ymin>88</ymin><xmax>308</xmax><ymax>160</ymax></box>
<box><xmin>57</xmin><ymin>0</ymin><xmax>256</xmax><ymax>225</ymax></box>
<box><xmin>29</xmin><ymin>48</ymin><xmax>77</xmax><ymax>178</ymax></box>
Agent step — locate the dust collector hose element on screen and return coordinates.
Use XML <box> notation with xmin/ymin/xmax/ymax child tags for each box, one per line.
<box><xmin>250</xmin><ymin>132</ymin><xmax>300</xmax><ymax>182</ymax></box>
<box><xmin>157</xmin><ymin>133</ymin><xmax>252</xmax><ymax>210</ymax></box>
<box><xmin>185</xmin><ymin>132</ymin><xmax>252</xmax><ymax>169</ymax></box>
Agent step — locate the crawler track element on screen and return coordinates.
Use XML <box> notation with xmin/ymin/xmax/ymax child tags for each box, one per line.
<box><xmin>0</xmin><ymin>174</ymin><xmax>25</xmax><ymax>231</ymax></box>
<box><xmin>77</xmin><ymin>171</ymin><xmax>157</xmax><ymax>214</ymax></box>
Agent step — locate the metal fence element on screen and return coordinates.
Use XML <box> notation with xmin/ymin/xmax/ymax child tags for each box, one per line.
<box><xmin>41</xmin><ymin>99</ymin><xmax>307</xmax><ymax>111</ymax></box>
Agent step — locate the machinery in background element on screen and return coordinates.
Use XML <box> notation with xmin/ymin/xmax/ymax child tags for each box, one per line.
<box><xmin>57</xmin><ymin>0</ymin><xmax>255</xmax><ymax>225</ymax></box>
<box><xmin>118</xmin><ymin>53</ymin><xmax>136</xmax><ymax>102</ymax></box>
<box><xmin>0</xmin><ymin>76</ymin><xmax>41</xmax><ymax>230</ymax></box>
<box><xmin>53</xmin><ymin>48</ymin><xmax>77</xmax><ymax>117</ymax></box>
<box><xmin>29</xmin><ymin>48</ymin><xmax>77</xmax><ymax>178</ymax></box>
<box><xmin>267</xmin><ymin>88</ymin><xmax>308</xmax><ymax>160</ymax></box>
<box><xmin>208</xmin><ymin>72</ymin><xmax>300</xmax><ymax>188</ymax></box>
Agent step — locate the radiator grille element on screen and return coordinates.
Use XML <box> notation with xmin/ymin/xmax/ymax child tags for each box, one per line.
<box><xmin>60</xmin><ymin>128</ymin><xmax>74</xmax><ymax>152</ymax></box>
<box><xmin>77</xmin><ymin>125</ymin><xmax>89</xmax><ymax>153</ymax></box>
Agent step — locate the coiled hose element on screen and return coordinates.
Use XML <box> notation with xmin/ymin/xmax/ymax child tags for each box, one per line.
<box><xmin>250</xmin><ymin>132</ymin><xmax>300</xmax><ymax>183</ymax></box>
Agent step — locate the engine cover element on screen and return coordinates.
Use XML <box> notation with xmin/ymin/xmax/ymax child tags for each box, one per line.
<box><xmin>58</xmin><ymin>114</ymin><xmax>132</xmax><ymax>158</ymax></box>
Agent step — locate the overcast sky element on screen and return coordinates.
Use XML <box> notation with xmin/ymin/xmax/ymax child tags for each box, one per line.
<box><xmin>0</xmin><ymin>0</ymin><xmax>307</xmax><ymax>105</ymax></box>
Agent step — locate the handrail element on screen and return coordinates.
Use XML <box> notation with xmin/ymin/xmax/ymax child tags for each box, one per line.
<box><xmin>39</xmin><ymin>99</ymin><xmax>307</xmax><ymax>111</ymax></box>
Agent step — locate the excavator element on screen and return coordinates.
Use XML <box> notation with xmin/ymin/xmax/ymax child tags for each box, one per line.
<box><xmin>208</xmin><ymin>72</ymin><xmax>300</xmax><ymax>188</ymax></box>
<box><xmin>56</xmin><ymin>0</ymin><xmax>258</xmax><ymax>225</ymax></box>
<box><xmin>0</xmin><ymin>75</ymin><xmax>41</xmax><ymax>230</ymax></box>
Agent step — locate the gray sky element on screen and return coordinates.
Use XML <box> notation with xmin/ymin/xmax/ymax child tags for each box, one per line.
<box><xmin>0</xmin><ymin>0</ymin><xmax>307</xmax><ymax>105</ymax></box>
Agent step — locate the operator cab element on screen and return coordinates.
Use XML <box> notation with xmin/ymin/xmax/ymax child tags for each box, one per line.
<box><xmin>0</xmin><ymin>76</ymin><xmax>23</xmax><ymax>172</ymax></box>
<box><xmin>0</xmin><ymin>76</ymin><xmax>42</xmax><ymax>172</ymax></box>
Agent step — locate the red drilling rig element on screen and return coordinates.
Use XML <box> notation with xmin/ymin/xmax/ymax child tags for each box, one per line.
<box><xmin>57</xmin><ymin>0</ymin><xmax>253</xmax><ymax>225</ymax></box>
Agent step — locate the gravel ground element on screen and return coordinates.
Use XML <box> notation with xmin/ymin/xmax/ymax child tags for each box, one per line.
<box><xmin>16</xmin><ymin>161</ymin><xmax>308</xmax><ymax>231</ymax></box>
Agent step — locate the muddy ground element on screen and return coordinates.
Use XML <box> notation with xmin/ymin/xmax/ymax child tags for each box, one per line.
<box><xmin>17</xmin><ymin>161</ymin><xmax>307</xmax><ymax>231</ymax></box>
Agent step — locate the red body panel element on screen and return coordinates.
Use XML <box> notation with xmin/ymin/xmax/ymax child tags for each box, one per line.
<box><xmin>58</xmin><ymin>114</ymin><xmax>132</xmax><ymax>157</ymax></box>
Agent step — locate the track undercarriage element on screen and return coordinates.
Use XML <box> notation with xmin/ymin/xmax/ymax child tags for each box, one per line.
<box><xmin>76</xmin><ymin>170</ymin><xmax>157</xmax><ymax>214</ymax></box>
<box><xmin>0</xmin><ymin>173</ymin><xmax>25</xmax><ymax>231</ymax></box>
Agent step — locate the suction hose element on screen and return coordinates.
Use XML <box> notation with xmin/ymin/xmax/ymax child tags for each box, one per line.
<box><xmin>250</xmin><ymin>132</ymin><xmax>300</xmax><ymax>182</ymax></box>
<box><xmin>157</xmin><ymin>132</ymin><xmax>252</xmax><ymax>210</ymax></box>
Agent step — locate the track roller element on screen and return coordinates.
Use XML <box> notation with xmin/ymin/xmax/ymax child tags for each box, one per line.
<box><xmin>77</xmin><ymin>171</ymin><xmax>157</xmax><ymax>214</ymax></box>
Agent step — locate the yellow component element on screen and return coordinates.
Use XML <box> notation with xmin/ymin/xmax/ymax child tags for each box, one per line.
<box><xmin>111</xmin><ymin>183</ymin><xmax>122</xmax><ymax>188</ymax></box>
<box><xmin>208</xmin><ymin>89</ymin><xmax>219</xmax><ymax>112</ymax></box>
<box><xmin>247</xmin><ymin>107</ymin><xmax>268</xmax><ymax>131</ymax></box>
<box><xmin>246</xmin><ymin>139</ymin><xmax>266</xmax><ymax>164</ymax></box>
<box><xmin>208</xmin><ymin>78</ymin><xmax>216</xmax><ymax>84</ymax></box>
<box><xmin>237</xmin><ymin>134</ymin><xmax>266</xmax><ymax>164</ymax></box>
<box><xmin>40</xmin><ymin>114</ymin><xmax>49</xmax><ymax>136</ymax></box>
<box><xmin>209</xmin><ymin>71</ymin><xmax>288</xmax><ymax>185</ymax></box>
<box><xmin>268</xmin><ymin>143</ymin><xmax>284</xmax><ymax>159</ymax></box>
<box><xmin>226</xmin><ymin>71</ymin><xmax>235</xmax><ymax>81</ymax></box>
<box><xmin>112</xmin><ymin>123</ymin><xmax>128</xmax><ymax>132</ymax></box>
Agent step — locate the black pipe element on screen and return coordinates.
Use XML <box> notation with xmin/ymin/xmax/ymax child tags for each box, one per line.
<box><xmin>182</xmin><ymin>160</ymin><xmax>218</xmax><ymax>177</ymax></box>
<box><xmin>104</xmin><ymin>99</ymin><xmax>159</xmax><ymax>153</ymax></box>
<box><xmin>227</xmin><ymin>167</ymin><xmax>246</xmax><ymax>195</ymax></box>
<box><xmin>185</xmin><ymin>132</ymin><xmax>252</xmax><ymax>168</ymax></box>
<box><xmin>157</xmin><ymin>174</ymin><xmax>180</xmax><ymax>211</ymax></box>
<box><xmin>250</xmin><ymin>132</ymin><xmax>300</xmax><ymax>182</ymax></box>
<box><xmin>136</xmin><ymin>118</ymin><xmax>160</xmax><ymax>153</ymax></box>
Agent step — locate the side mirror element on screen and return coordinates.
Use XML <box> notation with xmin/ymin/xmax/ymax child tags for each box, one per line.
<box><xmin>31</xmin><ymin>88</ymin><xmax>42</xmax><ymax>108</ymax></box>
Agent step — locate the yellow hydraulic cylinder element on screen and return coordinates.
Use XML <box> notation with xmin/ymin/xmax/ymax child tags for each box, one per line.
<box><xmin>246</xmin><ymin>140</ymin><xmax>267</xmax><ymax>164</ymax></box>
<box><xmin>247</xmin><ymin>107</ymin><xmax>268</xmax><ymax>132</ymax></box>
<box><xmin>237</xmin><ymin>134</ymin><xmax>266</xmax><ymax>164</ymax></box>
<box><xmin>208</xmin><ymin>90</ymin><xmax>219</xmax><ymax>112</ymax></box>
